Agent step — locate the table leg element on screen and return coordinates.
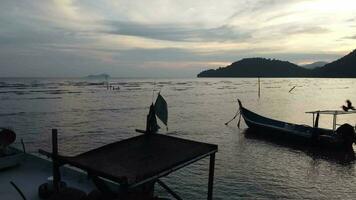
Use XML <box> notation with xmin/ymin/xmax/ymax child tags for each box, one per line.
<box><xmin>207</xmin><ymin>153</ymin><xmax>215</xmax><ymax>200</ymax></box>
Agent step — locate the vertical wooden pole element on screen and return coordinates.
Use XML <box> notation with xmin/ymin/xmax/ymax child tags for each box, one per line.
<box><xmin>207</xmin><ymin>153</ymin><xmax>215</xmax><ymax>200</ymax></box>
<box><xmin>52</xmin><ymin>129</ymin><xmax>60</xmax><ymax>192</ymax></box>
<box><xmin>333</xmin><ymin>113</ymin><xmax>337</xmax><ymax>132</ymax></box>
<box><xmin>258</xmin><ymin>77</ymin><xmax>261</xmax><ymax>98</ymax></box>
<box><xmin>314</xmin><ymin>112</ymin><xmax>320</xmax><ymax>128</ymax></box>
<box><xmin>21</xmin><ymin>139</ymin><xmax>26</xmax><ymax>154</ymax></box>
<box><xmin>105</xmin><ymin>77</ymin><xmax>109</xmax><ymax>90</ymax></box>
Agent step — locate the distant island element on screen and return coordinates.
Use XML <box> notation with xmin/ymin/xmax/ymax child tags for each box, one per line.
<box><xmin>301</xmin><ymin>61</ymin><xmax>328</xmax><ymax>69</ymax></box>
<box><xmin>85</xmin><ymin>74</ymin><xmax>110</xmax><ymax>79</ymax></box>
<box><xmin>197</xmin><ymin>49</ymin><xmax>356</xmax><ymax>78</ymax></box>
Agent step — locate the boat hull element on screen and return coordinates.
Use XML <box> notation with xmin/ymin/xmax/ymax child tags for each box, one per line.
<box><xmin>0</xmin><ymin>147</ymin><xmax>24</xmax><ymax>170</ymax></box>
<box><xmin>238</xmin><ymin>101</ymin><xmax>347</xmax><ymax>150</ymax></box>
<box><xmin>243</xmin><ymin>116</ymin><xmax>312</xmax><ymax>143</ymax></box>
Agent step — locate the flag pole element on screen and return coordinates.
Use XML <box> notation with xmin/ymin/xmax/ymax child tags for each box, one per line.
<box><xmin>258</xmin><ymin>77</ymin><xmax>261</xmax><ymax>98</ymax></box>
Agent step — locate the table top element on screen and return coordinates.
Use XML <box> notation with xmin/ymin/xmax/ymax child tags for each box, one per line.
<box><xmin>59</xmin><ymin>134</ymin><xmax>218</xmax><ymax>187</ymax></box>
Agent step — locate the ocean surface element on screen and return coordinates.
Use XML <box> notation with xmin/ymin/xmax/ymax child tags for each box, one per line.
<box><xmin>1</xmin><ymin>77</ymin><xmax>356</xmax><ymax>199</ymax></box>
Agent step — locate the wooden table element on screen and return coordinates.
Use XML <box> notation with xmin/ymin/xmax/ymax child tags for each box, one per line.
<box><xmin>40</xmin><ymin>130</ymin><xmax>218</xmax><ymax>200</ymax></box>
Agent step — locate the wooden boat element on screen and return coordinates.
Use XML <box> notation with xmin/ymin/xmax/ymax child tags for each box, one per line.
<box><xmin>237</xmin><ymin>100</ymin><xmax>356</xmax><ymax>151</ymax></box>
<box><xmin>0</xmin><ymin>146</ymin><xmax>25</xmax><ymax>170</ymax></box>
<box><xmin>0</xmin><ymin>128</ymin><xmax>25</xmax><ymax>170</ymax></box>
<box><xmin>0</xmin><ymin>149</ymin><xmax>99</xmax><ymax>200</ymax></box>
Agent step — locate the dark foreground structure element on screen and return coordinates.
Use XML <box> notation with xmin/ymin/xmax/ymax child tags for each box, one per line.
<box><xmin>39</xmin><ymin>129</ymin><xmax>218</xmax><ymax>200</ymax></box>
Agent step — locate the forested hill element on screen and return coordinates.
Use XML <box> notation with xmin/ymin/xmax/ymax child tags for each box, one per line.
<box><xmin>197</xmin><ymin>58</ymin><xmax>309</xmax><ymax>77</ymax></box>
<box><xmin>311</xmin><ymin>49</ymin><xmax>356</xmax><ymax>77</ymax></box>
<box><xmin>197</xmin><ymin>49</ymin><xmax>356</xmax><ymax>78</ymax></box>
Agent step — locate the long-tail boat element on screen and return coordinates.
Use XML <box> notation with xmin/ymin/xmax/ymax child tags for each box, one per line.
<box><xmin>237</xmin><ymin>100</ymin><xmax>356</xmax><ymax>151</ymax></box>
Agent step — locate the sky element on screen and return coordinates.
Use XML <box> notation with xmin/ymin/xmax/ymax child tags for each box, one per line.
<box><xmin>0</xmin><ymin>0</ymin><xmax>355</xmax><ymax>78</ymax></box>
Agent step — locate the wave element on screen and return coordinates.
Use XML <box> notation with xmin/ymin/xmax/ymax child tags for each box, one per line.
<box><xmin>0</xmin><ymin>112</ymin><xmax>26</xmax><ymax>117</ymax></box>
<box><xmin>0</xmin><ymin>90</ymin><xmax>82</xmax><ymax>95</ymax></box>
<box><xmin>0</xmin><ymin>81</ymin><xmax>109</xmax><ymax>89</ymax></box>
<box><xmin>25</xmin><ymin>97</ymin><xmax>62</xmax><ymax>100</ymax></box>
<box><xmin>0</xmin><ymin>91</ymin><xmax>29</xmax><ymax>95</ymax></box>
<box><xmin>172</xmin><ymin>87</ymin><xmax>193</xmax><ymax>91</ymax></box>
<box><xmin>125</xmin><ymin>87</ymin><xmax>142</xmax><ymax>91</ymax></box>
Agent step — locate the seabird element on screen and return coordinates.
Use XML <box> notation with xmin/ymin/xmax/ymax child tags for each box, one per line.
<box><xmin>342</xmin><ymin>100</ymin><xmax>355</xmax><ymax>111</ymax></box>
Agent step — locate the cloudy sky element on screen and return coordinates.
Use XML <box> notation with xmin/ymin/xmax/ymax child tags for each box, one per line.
<box><xmin>0</xmin><ymin>0</ymin><xmax>355</xmax><ymax>77</ymax></box>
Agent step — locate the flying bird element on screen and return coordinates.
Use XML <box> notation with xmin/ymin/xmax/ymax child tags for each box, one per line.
<box><xmin>289</xmin><ymin>86</ymin><xmax>297</xmax><ymax>93</ymax></box>
<box><xmin>342</xmin><ymin>100</ymin><xmax>355</xmax><ymax>111</ymax></box>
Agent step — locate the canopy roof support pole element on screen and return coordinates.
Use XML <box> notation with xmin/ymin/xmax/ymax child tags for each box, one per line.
<box><xmin>333</xmin><ymin>113</ymin><xmax>337</xmax><ymax>132</ymax></box>
<box><xmin>207</xmin><ymin>153</ymin><xmax>216</xmax><ymax>200</ymax></box>
<box><xmin>314</xmin><ymin>112</ymin><xmax>320</xmax><ymax>128</ymax></box>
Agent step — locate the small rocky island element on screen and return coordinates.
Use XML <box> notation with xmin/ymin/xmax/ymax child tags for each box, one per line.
<box><xmin>85</xmin><ymin>74</ymin><xmax>110</xmax><ymax>79</ymax></box>
<box><xmin>197</xmin><ymin>49</ymin><xmax>356</xmax><ymax>78</ymax></box>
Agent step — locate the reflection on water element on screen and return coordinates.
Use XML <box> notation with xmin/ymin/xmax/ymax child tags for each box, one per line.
<box><xmin>243</xmin><ymin>128</ymin><xmax>355</xmax><ymax>164</ymax></box>
<box><xmin>0</xmin><ymin>77</ymin><xmax>356</xmax><ymax>199</ymax></box>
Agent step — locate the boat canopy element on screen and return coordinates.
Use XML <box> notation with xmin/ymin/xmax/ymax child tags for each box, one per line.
<box><xmin>306</xmin><ymin>110</ymin><xmax>356</xmax><ymax>115</ymax></box>
<box><xmin>305</xmin><ymin>110</ymin><xmax>356</xmax><ymax>132</ymax></box>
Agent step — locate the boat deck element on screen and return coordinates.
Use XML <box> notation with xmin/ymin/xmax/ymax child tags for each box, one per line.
<box><xmin>0</xmin><ymin>153</ymin><xmax>96</xmax><ymax>200</ymax></box>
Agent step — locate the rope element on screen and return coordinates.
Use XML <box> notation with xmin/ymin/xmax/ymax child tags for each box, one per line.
<box><xmin>237</xmin><ymin>113</ymin><xmax>242</xmax><ymax>128</ymax></box>
<box><xmin>225</xmin><ymin>99</ymin><xmax>241</xmax><ymax>126</ymax></box>
<box><xmin>225</xmin><ymin>99</ymin><xmax>243</xmax><ymax>128</ymax></box>
<box><xmin>225</xmin><ymin>110</ymin><xmax>240</xmax><ymax>125</ymax></box>
<box><xmin>10</xmin><ymin>181</ymin><xmax>27</xmax><ymax>200</ymax></box>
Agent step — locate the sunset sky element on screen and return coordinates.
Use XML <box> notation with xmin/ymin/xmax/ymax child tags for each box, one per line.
<box><xmin>0</xmin><ymin>0</ymin><xmax>355</xmax><ymax>77</ymax></box>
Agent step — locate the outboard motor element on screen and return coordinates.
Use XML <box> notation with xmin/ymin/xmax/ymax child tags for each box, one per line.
<box><xmin>336</xmin><ymin>123</ymin><xmax>356</xmax><ymax>153</ymax></box>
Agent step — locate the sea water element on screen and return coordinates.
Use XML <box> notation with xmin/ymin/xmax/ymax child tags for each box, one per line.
<box><xmin>0</xmin><ymin>77</ymin><xmax>355</xmax><ymax>199</ymax></box>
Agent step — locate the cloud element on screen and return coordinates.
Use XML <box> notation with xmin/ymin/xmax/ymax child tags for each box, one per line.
<box><xmin>343</xmin><ymin>35</ymin><xmax>356</xmax><ymax>40</ymax></box>
<box><xmin>282</xmin><ymin>25</ymin><xmax>330</xmax><ymax>35</ymax></box>
<box><xmin>0</xmin><ymin>0</ymin><xmax>355</xmax><ymax>77</ymax></box>
<box><xmin>346</xmin><ymin>18</ymin><xmax>356</xmax><ymax>22</ymax></box>
<box><xmin>98</xmin><ymin>20</ymin><xmax>251</xmax><ymax>42</ymax></box>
